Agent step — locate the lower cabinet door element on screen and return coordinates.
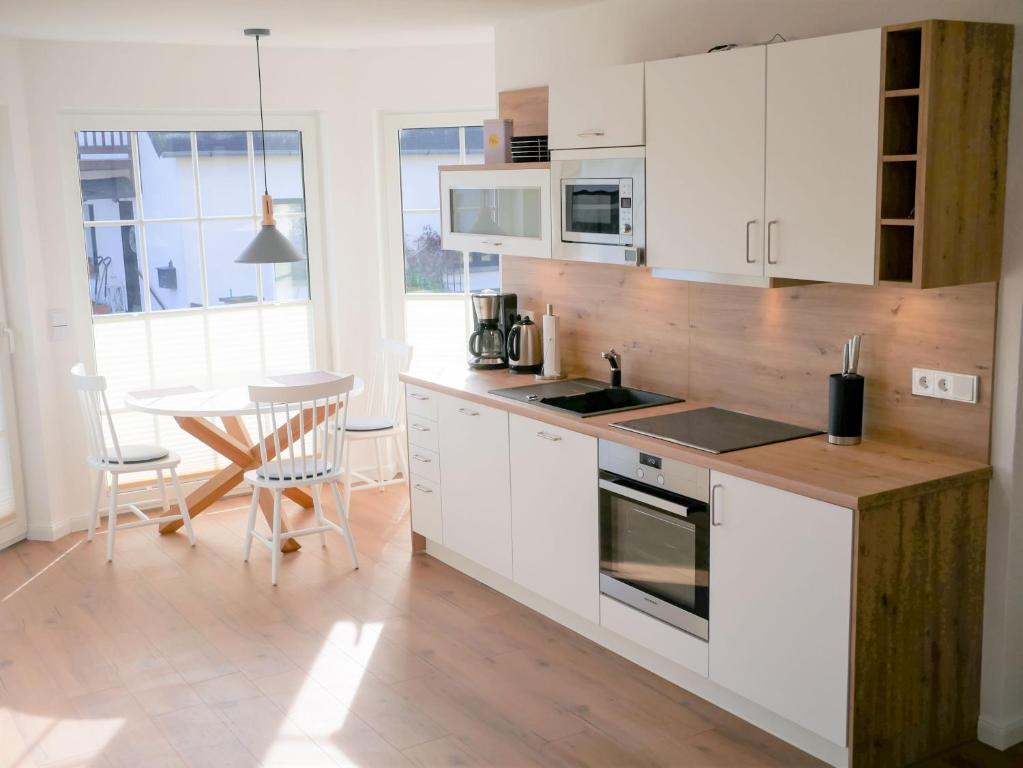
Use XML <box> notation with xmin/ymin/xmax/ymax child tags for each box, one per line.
<box><xmin>709</xmin><ymin>471</ymin><xmax>853</xmax><ymax>746</ymax></box>
<box><xmin>438</xmin><ymin>395</ymin><xmax>513</xmax><ymax>578</ymax></box>
<box><xmin>510</xmin><ymin>415</ymin><xmax>598</xmax><ymax>622</ymax></box>
<box><xmin>409</xmin><ymin>475</ymin><xmax>442</xmax><ymax>542</ymax></box>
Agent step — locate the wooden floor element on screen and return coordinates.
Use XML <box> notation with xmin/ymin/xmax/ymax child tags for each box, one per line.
<box><xmin>0</xmin><ymin>485</ymin><xmax>1015</xmax><ymax>768</ymax></box>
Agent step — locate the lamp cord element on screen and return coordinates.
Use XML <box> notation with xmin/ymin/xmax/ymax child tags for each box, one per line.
<box><xmin>255</xmin><ymin>34</ymin><xmax>268</xmax><ymax>195</ymax></box>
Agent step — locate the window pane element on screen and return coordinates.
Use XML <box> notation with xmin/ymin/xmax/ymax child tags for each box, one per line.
<box><xmin>404</xmin><ymin>296</ymin><xmax>467</xmax><ymax>373</ymax></box>
<box><xmin>85</xmin><ymin>224</ymin><xmax>143</xmax><ymax>314</ymax></box>
<box><xmin>145</xmin><ymin>222</ymin><xmax>203</xmax><ymax>310</ymax></box>
<box><xmin>465</xmin><ymin>126</ymin><xmax>484</xmax><ymax>165</ymax></box>
<box><xmin>399</xmin><ymin>127</ymin><xmax>460</xmax><ymax>211</ymax></box>
<box><xmin>253</xmin><ymin>131</ymin><xmax>305</xmax><ymax>213</ymax></box>
<box><xmin>202</xmin><ymin>219</ymin><xmax>259</xmax><ymax>305</ymax></box>
<box><xmin>468</xmin><ymin>252</ymin><xmax>500</xmax><ymax>291</ymax></box>
<box><xmin>197</xmin><ymin>131</ymin><xmax>253</xmax><ymax>216</ymax></box>
<box><xmin>261</xmin><ymin>215</ymin><xmax>310</xmax><ymax>302</ymax></box>
<box><xmin>138</xmin><ymin>132</ymin><xmax>196</xmax><ymax>219</ymax></box>
<box><xmin>78</xmin><ymin>130</ymin><xmax>136</xmax><ymax>222</ymax></box>
<box><xmin>403</xmin><ymin>211</ymin><xmax>463</xmax><ymax>293</ymax></box>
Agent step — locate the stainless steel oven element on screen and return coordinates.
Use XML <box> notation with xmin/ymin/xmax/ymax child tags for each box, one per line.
<box><xmin>598</xmin><ymin>440</ymin><xmax>710</xmax><ymax>640</ymax></box>
<box><xmin>551</xmin><ymin>149</ymin><xmax>645</xmax><ymax>266</ymax></box>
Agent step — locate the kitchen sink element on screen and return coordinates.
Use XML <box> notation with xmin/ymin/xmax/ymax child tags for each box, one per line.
<box><xmin>489</xmin><ymin>378</ymin><xmax>682</xmax><ymax>418</ymax></box>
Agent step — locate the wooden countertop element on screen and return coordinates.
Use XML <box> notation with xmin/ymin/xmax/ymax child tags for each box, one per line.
<box><xmin>400</xmin><ymin>367</ymin><xmax>991</xmax><ymax>511</ymax></box>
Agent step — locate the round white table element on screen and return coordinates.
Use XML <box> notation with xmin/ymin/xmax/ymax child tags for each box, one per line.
<box><xmin>125</xmin><ymin>371</ymin><xmax>363</xmax><ymax>553</ymax></box>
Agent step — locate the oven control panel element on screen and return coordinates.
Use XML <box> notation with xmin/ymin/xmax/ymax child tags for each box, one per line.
<box><xmin>598</xmin><ymin>439</ymin><xmax>709</xmax><ymax>502</ymax></box>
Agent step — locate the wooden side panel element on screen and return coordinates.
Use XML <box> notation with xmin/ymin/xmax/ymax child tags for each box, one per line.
<box><xmin>920</xmin><ymin>21</ymin><xmax>1014</xmax><ymax>288</ymax></box>
<box><xmin>502</xmin><ymin>256</ymin><xmax>996</xmax><ymax>462</ymax></box>
<box><xmin>850</xmin><ymin>479</ymin><xmax>988</xmax><ymax>766</ymax></box>
<box><xmin>498</xmin><ymin>86</ymin><xmax>549</xmax><ymax>137</ymax></box>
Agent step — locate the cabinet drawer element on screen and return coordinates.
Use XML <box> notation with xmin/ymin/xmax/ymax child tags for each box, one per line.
<box><xmin>406</xmin><ymin>385</ymin><xmax>438</xmax><ymax>420</ymax></box>
<box><xmin>408</xmin><ymin>446</ymin><xmax>441</xmax><ymax>484</ymax></box>
<box><xmin>410</xmin><ymin>476</ymin><xmax>443</xmax><ymax>542</ymax></box>
<box><xmin>600</xmin><ymin>596</ymin><xmax>708</xmax><ymax>677</ymax></box>
<box><xmin>407</xmin><ymin>415</ymin><xmax>439</xmax><ymax>452</ymax></box>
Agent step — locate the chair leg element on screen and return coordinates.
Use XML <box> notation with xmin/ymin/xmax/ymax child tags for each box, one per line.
<box><xmin>311</xmin><ymin>484</ymin><xmax>327</xmax><ymax>548</ymax></box>
<box><xmin>156</xmin><ymin>469</ymin><xmax>168</xmax><ymax>512</ymax></box>
<box><xmin>243</xmin><ymin>488</ymin><xmax>259</xmax><ymax>562</ymax></box>
<box><xmin>87</xmin><ymin>470</ymin><xmax>103</xmax><ymax>542</ymax></box>
<box><xmin>344</xmin><ymin>444</ymin><xmax>354</xmax><ymax>513</ymax></box>
<box><xmin>170</xmin><ymin>468</ymin><xmax>195</xmax><ymax>546</ymax></box>
<box><xmin>271</xmin><ymin>489</ymin><xmax>282</xmax><ymax>586</ymax></box>
<box><xmin>394</xmin><ymin>435</ymin><xmax>408</xmax><ymax>480</ymax></box>
<box><xmin>106</xmin><ymin>474</ymin><xmax>118</xmax><ymax>563</ymax></box>
<box><xmin>374</xmin><ymin>439</ymin><xmax>386</xmax><ymax>490</ymax></box>
<box><xmin>330</xmin><ymin>480</ymin><xmax>359</xmax><ymax>570</ymax></box>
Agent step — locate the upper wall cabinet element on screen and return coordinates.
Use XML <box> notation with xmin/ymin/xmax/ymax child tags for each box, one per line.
<box><xmin>764</xmin><ymin>29</ymin><xmax>881</xmax><ymax>284</ymax></box>
<box><xmin>440</xmin><ymin>165</ymin><xmax>552</xmax><ymax>259</ymax></box>
<box><xmin>549</xmin><ymin>63</ymin><xmax>644</xmax><ymax>150</ymax></box>
<box><xmin>646</xmin><ymin>30</ymin><xmax>881</xmax><ymax>285</ymax></box>
<box><xmin>646</xmin><ymin>47</ymin><xmax>767</xmax><ymax>277</ymax></box>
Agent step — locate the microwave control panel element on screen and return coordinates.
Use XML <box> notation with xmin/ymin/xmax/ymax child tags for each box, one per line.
<box><xmin>619</xmin><ymin>178</ymin><xmax>634</xmax><ymax>243</ymax></box>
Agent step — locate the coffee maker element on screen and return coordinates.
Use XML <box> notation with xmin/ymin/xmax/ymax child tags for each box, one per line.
<box><xmin>468</xmin><ymin>290</ymin><xmax>517</xmax><ymax>370</ymax></box>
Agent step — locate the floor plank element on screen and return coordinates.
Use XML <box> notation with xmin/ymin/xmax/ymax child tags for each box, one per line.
<box><xmin>0</xmin><ymin>484</ymin><xmax>1012</xmax><ymax>767</ymax></box>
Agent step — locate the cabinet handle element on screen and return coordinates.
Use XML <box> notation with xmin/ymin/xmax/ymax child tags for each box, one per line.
<box><xmin>577</xmin><ymin>129</ymin><xmax>605</xmax><ymax>137</ymax></box>
<box><xmin>711</xmin><ymin>483</ymin><xmax>723</xmax><ymax>526</ymax></box>
<box><xmin>458</xmin><ymin>407</ymin><xmax>480</xmax><ymax>416</ymax></box>
<box><xmin>745</xmin><ymin>220</ymin><xmax>757</xmax><ymax>264</ymax></box>
<box><xmin>482</xmin><ymin>240</ymin><xmax>504</xmax><ymax>247</ymax></box>
<box><xmin>767</xmin><ymin>220</ymin><xmax>778</xmax><ymax>265</ymax></box>
<box><xmin>412</xmin><ymin>454</ymin><xmax>432</xmax><ymax>463</ymax></box>
<box><xmin>413</xmin><ymin>483</ymin><xmax>433</xmax><ymax>494</ymax></box>
<box><xmin>537</xmin><ymin>431</ymin><xmax>562</xmax><ymax>442</ymax></box>
<box><xmin>410</xmin><ymin>423</ymin><xmax>430</xmax><ymax>432</ymax></box>
<box><xmin>409</xmin><ymin>393</ymin><xmax>430</xmax><ymax>401</ymax></box>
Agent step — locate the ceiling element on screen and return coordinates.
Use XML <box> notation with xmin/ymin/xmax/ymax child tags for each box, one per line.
<box><xmin>0</xmin><ymin>0</ymin><xmax>597</xmax><ymax>49</ymax></box>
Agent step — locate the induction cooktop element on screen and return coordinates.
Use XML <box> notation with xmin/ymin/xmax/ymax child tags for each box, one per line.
<box><xmin>610</xmin><ymin>407</ymin><xmax>821</xmax><ymax>454</ymax></box>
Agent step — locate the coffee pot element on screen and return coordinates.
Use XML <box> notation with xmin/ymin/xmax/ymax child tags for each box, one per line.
<box><xmin>506</xmin><ymin>315</ymin><xmax>543</xmax><ymax>374</ymax></box>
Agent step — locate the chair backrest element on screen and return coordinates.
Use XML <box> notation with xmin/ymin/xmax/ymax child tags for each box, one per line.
<box><xmin>70</xmin><ymin>362</ymin><xmax>123</xmax><ymax>465</ymax></box>
<box><xmin>249</xmin><ymin>373</ymin><xmax>356</xmax><ymax>482</ymax></box>
<box><xmin>365</xmin><ymin>339</ymin><xmax>414</xmax><ymax>427</ymax></box>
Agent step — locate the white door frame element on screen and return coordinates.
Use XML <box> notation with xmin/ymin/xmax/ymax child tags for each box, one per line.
<box><xmin>0</xmin><ymin>106</ymin><xmax>30</xmax><ymax>550</ymax></box>
<box><xmin>377</xmin><ymin>110</ymin><xmax>493</xmax><ymax>343</ymax></box>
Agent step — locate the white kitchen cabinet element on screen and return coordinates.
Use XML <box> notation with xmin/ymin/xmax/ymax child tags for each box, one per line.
<box><xmin>438</xmin><ymin>395</ymin><xmax>513</xmax><ymax>577</ymax></box>
<box><xmin>509</xmin><ymin>415</ymin><xmax>598</xmax><ymax>622</ymax></box>
<box><xmin>646</xmin><ymin>46</ymin><xmax>766</xmax><ymax>276</ymax></box>
<box><xmin>440</xmin><ymin>168</ymin><xmax>551</xmax><ymax>259</ymax></box>
<box><xmin>409</xmin><ymin>477</ymin><xmax>443</xmax><ymax>542</ymax></box>
<box><xmin>549</xmin><ymin>62</ymin><xmax>645</xmax><ymax>150</ymax></box>
<box><xmin>765</xmin><ymin>29</ymin><xmax>881</xmax><ymax>284</ymax></box>
<box><xmin>708</xmin><ymin>471</ymin><xmax>853</xmax><ymax>746</ymax></box>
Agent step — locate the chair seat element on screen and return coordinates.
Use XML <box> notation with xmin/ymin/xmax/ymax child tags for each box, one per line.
<box><xmin>253</xmin><ymin>458</ymin><xmax>334</xmax><ymax>481</ymax></box>
<box><xmin>345</xmin><ymin>415</ymin><xmax>395</xmax><ymax>432</ymax></box>
<box><xmin>104</xmin><ymin>444</ymin><xmax>170</xmax><ymax>463</ymax></box>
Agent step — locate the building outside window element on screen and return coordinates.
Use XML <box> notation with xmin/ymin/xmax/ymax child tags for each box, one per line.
<box><xmin>75</xmin><ymin>128</ymin><xmax>315</xmax><ymax>476</ymax></box>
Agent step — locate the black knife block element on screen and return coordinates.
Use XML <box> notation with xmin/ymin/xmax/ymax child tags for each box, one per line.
<box><xmin>828</xmin><ymin>373</ymin><xmax>864</xmax><ymax>445</ymax></box>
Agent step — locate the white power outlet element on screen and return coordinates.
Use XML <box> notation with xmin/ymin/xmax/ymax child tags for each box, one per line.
<box><xmin>912</xmin><ymin>368</ymin><xmax>978</xmax><ymax>404</ymax></box>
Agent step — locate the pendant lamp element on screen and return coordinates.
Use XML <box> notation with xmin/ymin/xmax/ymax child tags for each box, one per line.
<box><xmin>236</xmin><ymin>28</ymin><xmax>303</xmax><ymax>264</ymax></box>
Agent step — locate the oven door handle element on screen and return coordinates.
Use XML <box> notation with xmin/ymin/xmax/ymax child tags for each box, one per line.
<box><xmin>598</xmin><ymin>479</ymin><xmax>689</xmax><ymax>518</ymax></box>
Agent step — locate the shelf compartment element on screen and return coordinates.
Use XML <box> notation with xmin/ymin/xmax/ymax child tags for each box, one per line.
<box><xmin>879</xmin><ymin>161</ymin><xmax>918</xmax><ymax>220</ymax></box>
<box><xmin>878</xmin><ymin>224</ymin><xmax>916</xmax><ymax>284</ymax></box>
<box><xmin>884</xmin><ymin>27</ymin><xmax>922</xmax><ymax>90</ymax></box>
<box><xmin>881</xmin><ymin>95</ymin><xmax>920</xmax><ymax>156</ymax></box>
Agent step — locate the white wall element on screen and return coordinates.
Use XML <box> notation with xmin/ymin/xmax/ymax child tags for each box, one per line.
<box><xmin>495</xmin><ymin>0</ymin><xmax>1023</xmax><ymax>749</ymax></box>
<box><xmin>0</xmin><ymin>37</ymin><xmax>494</xmax><ymax>537</ymax></box>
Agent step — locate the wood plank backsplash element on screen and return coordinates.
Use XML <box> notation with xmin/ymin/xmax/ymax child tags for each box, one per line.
<box><xmin>501</xmin><ymin>257</ymin><xmax>996</xmax><ymax>462</ymax></box>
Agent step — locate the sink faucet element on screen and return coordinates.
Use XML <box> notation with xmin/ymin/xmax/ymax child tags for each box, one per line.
<box><xmin>601</xmin><ymin>348</ymin><xmax>622</xmax><ymax>388</ymax></box>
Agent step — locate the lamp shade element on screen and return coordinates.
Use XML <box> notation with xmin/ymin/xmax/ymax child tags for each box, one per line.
<box><xmin>236</xmin><ymin>223</ymin><xmax>303</xmax><ymax>264</ymax></box>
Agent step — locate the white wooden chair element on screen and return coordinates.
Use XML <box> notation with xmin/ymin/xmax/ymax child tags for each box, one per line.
<box><xmin>70</xmin><ymin>363</ymin><xmax>195</xmax><ymax>562</ymax></box>
<box><xmin>243</xmin><ymin>373</ymin><xmax>358</xmax><ymax>585</ymax></box>
<box><xmin>341</xmin><ymin>339</ymin><xmax>413</xmax><ymax>512</ymax></box>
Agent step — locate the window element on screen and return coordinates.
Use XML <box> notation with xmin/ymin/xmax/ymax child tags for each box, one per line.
<box><xmin>393</xmin><ymin>122</ymin><xmax>497</xmax><ymax>369</ymax></box>
<box><xmin>75</xmin><ymin>129</ymin><xmax>314</xmax><ymax>476</ymax></box>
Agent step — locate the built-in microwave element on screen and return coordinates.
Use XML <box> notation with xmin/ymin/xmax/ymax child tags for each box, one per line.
<box><xmin>551</xmin><ymin>148</ymin><xmax>645</xmax><ymax>266</ymax></box>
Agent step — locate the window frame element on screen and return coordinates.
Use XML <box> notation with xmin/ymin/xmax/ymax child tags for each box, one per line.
<box><xmin>60</xmin><ymin>112</ymin><xmax>331</xmax><ymax>377</ymax></box>
<box><xmin>379</xmin><ymin>110</ymin><xmax>494</xmax><ymax>343</ymax></box>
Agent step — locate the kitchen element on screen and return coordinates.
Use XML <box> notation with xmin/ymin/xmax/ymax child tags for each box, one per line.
<box><xmin>401</xmin><ymin>14</ymin><xmax>1015</xmax><ymax>768</ymax></box>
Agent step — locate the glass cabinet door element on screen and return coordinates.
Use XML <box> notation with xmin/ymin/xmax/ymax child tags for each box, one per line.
<box><xmin>440</xmin><ymin>168</ymin><xmax>551</xmax><ymax>259</ymax></box>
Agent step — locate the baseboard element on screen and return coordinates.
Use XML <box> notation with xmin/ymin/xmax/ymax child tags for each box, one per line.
<box><xmin>425</xmin><ymin>540</ymin><xmax>849</xmax><ymax>768</ymax></box>
<box><xmin>979</xmin><ymin>712</ymin><xmax>1023</xmax><ymax>750</ymax></box>
<box><xmin>27</xmin><ymin>519</ymin><xmax>72</xmax><ymax>542</ymax></box>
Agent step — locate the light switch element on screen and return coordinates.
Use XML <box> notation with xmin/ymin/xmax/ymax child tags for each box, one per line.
<box><xmin>948</xmin><ymin>373</ymin><xmax>978</xmax><ymax>403</ymax></box>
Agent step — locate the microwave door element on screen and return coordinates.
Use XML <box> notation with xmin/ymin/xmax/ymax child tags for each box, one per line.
<box><xmin>561</xmin><ymin>178</ymin><xmax>624</xmax><ymax>246</ymax></box>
